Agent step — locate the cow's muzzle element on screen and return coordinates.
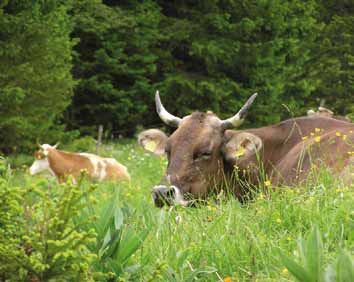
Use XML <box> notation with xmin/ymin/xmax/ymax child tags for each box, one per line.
<box><xmin>152</xmin><ymin>185</ymin><xmax>176</xmax><ymax>207</ymax></box>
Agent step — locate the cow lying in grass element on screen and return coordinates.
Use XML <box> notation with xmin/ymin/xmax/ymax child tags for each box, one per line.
<box><xmin>138</xmin><ymin>91</ymin><xmax>353</xmax><ymax>207</ymax></box>
<box><xmin>30</xmin><ymin>144</ymin><xmax>130</xmax><ymax>183</ymax></box>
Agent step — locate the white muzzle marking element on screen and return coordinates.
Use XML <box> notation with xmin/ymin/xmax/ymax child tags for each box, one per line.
<box><xmin>171</xmin><ymin>186</ymin><xmax>190</xmax><ymax>206</ymax></box>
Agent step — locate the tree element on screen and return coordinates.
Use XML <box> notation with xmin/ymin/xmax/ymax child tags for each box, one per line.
<box><xmin>0</xmin><ymin>0</ymin><xmax>75</xmax><ymax>153</ymax></box>
<box><xmin>67</xmin><ymin>0</ymin><xmax>162</xmax><ymax>136</ymax></box>
<box><xmin>311</xmin><ymin>0</ymin><xmax>354</xmax><ymax>118</ymax></box>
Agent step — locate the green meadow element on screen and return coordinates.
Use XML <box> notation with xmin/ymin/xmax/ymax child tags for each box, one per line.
<box><xmin>1</xmin><ymin>141</ymin><xmax>352</xmax><ymax>281</ymax></box>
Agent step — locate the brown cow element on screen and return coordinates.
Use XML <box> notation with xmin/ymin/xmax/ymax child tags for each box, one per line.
<box><xmin>139</xmin><ymin>91</ymin><xmax>353</xmax><ymax>207</ymax></box>
<box><xmin>30</xmin><ymin>144</ymin><xmax>130</xmax><ymax>183</ymax></box>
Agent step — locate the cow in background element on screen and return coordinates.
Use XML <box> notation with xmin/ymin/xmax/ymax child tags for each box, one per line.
<box><xmin>307</xmin><ymin>106</ymin><xmax>351</xmax><ymax>122</ymax></box>
<box><xmin>30</xmin><ymin>144</ymin><xmax>130</xmax><ymax>183</ymax></box>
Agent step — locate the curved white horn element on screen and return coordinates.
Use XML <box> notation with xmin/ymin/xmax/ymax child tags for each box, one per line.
<box><xmin>53</xmin><ymin>142</ymin><xmax>59</xmax><ymax>149</ymax></box>
<box><xmin>155</xmin><ymin>90</ymin><xmax>182</xmax><ymax>127</ymax></box>
<box><xmin>221</xmin><ymin>93</ymin><xmax>258</xmax><ymax>129</ymax></box>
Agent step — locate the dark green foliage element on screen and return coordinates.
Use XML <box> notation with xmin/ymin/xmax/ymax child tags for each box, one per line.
<box><xmin>0</xmin><ymin>0</ymin><xmax>353</xmax><ymax>150</ymax></box>
<box><xmin>67</xmin><ymin>0</ymin><xmax>162</xmax><ymax>135</ymax></box>
<box><xmin>312</xmin><ymin>0</ymin><xmax>354</xmax><ymax>118</ymax></box>
<box><xmin>0</xmin><ymin>0</ymin><xmax>75</xmax><ymax>153</ymax></box>
<box><xmin>67</xmin><ymin>0</ymin><xmax>353</xmax><ymax>138</ymax></box>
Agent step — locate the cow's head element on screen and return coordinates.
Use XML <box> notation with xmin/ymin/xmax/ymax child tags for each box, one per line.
<box><xmin>138</xmin><ymin>91</ymin><xmax>259</xmax><ymax>207</ymax></box>
<box><xmin>29</xmin><ymin>143</ymin><xmax>58</xmax><ymax>175</ymax></box>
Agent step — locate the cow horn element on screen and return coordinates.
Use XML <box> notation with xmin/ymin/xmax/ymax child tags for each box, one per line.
<box><xmin>155</xmin><ymin>90</ymin><xmax>182</xmax><ymax>127</ymax></box>
<box><xmin>221</xmin><ymin>93</ymin><xmax>258</xmax><ymax>129</ymax></box>
<box><xmin>53</xmin><ymin>142</ymin><xmax>59</xmax><ymax>149</ymax></box>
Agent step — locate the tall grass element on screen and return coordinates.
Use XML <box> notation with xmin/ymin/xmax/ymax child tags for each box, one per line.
<box><xmin>9</xmin><ymin>141</ymin><xmax>353</xmax><ymax>281</ymax></box>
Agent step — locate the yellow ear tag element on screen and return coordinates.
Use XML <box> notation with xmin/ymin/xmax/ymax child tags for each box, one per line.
<box><xmin>145</xmin><ymin>140</ymin><xmax>157</xmax><ymax>152</ymax></box>
<box><xmin>234</xmin><ymin>146</ymin><xmax>246</xmax><ymax>158</ymax></box>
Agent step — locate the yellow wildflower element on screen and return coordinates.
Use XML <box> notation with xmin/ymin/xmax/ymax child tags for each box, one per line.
<box><xmin>282</xmin><ymin>268</ymin><xmax>289</xmax><ymax>274</ymax></box>
<box><xmin>224</xmin><ymin>277</ymin><xmax>232</xmax><ymax>282</ymax></box>
<box><xmin>315</xmin><ymin>128</ymin><xmax>321</xmax><ymax>133</ymax></box>
<box><xmin>349</xmin><ymin>130</ymin><xmax>353</xmax><ymax>134</ymax></box>
<box><xmin>302</xmin><ymin>136</ymin><xmax>308</xmax><ymax>140</ymax></box>
<box><xmin>315</xmin><ymin>136</ymin><xmax>321</xmax><ymax>143</ymax></box>
<box><xmin>342</xmin><ymin>135</ymin><xmax>347</xmax><ymax>141</ymax></box>
<box><xmin>264</xmin><ymin>180</ymin><xmax>271</xmax><ymax>187</ymax></box>
<box><xmin>336</xmin><ymin>132</ymin><xmax>341</xmax><ymax>137</ymax></box>
<box><xmin>310</xmin><ymin>132</ymin><xmax>315</xmax><ymax>136</ymax></box>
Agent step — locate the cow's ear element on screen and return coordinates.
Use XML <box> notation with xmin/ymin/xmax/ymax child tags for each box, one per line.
<box><xmin>222</xmin><ymin>132</ymin><xmax>262</xmax><ymax>164</ymax></box>
<box><xmin>137</xmin><ymin>129</ymin><xmax>168</xmax><ymax>156</ymax></box>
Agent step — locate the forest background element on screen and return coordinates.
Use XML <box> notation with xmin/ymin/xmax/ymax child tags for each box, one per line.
<box><xmin>0</xmin><ymin>0</ymin><xmax>353</xmax><ymax>154</ymax></box>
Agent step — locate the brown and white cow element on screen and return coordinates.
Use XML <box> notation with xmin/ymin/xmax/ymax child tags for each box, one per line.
<box><xmin>30</xmin><ymin>144</ymin><xmax>130</xmax><ymax>183</ymax></box>
<box><xmin>138</xmin><ymin>91</ymin><xmax>353</xmax><ymax>207</ymax></box>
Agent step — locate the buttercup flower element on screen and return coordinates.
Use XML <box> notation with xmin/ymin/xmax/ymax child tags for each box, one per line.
<box><xmin>282</xmin><ymin>268</ymin><xmax>288</xmax><ymax>274</ymax></box>
<box><xmin>315</xmin><ymin>136</ymin><xmax>321</xmax><ymax>143</ymax></box>
<box><xmin>336</xmin><ymin>132</ymin><xmax>341</xmax><ymax>137</ymax></box>
<box><xmin>264</xmin><ymin>180</ymin><xmax>271</xmax><ymax>187</ymax></box>
<box><xmin>315</xmin><ymin>128</ymin><xmax>321</xmax><ymax>133</ymax></box>
<box><xmin>302</xmin><ymin>136</ymin><xmax>308</xmax><ymax>140</ymax></box>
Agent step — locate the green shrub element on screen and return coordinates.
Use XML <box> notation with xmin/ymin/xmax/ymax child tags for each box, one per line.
<box><xmin>0</xmin><ymin>173</ymin><xmax>100</xmax><ymax>281</ymax></box>
<box><xmin>63</xmin><ymin>136</ymin><xmax>97</xmax><ymax>153</ymax></box>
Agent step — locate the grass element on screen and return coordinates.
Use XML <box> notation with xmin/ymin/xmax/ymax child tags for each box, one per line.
<box><xmin>9</xmin><ymin>141</ymin><xmax>353</xmax><ymax>281</ymax></box>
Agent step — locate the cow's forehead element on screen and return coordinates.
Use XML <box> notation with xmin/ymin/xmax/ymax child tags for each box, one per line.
<box><xmin>169</xmin><ymin>112</ymin><xmax>223</xmax><ymax>147</ymax></box>
<box><xmin>179</xmin><ymin>112</ymin><xmax>222</xmax><ymax>129</ymax></box>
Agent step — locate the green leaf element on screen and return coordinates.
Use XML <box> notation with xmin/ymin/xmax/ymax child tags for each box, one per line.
<box><xmin>280</xmin><ymin>252</ymin><xmax>312</xmax><ymax>282</ymax></box>
<box><xmin>99</xmin><ymin>227</ymin><xmax>111</xmax><ymax>258</ymax></box>
<box><xmin>114</xmin><ymin>207</ymin><xmax>124</xmax><ymax>230</ymax></box>
<box><xmin>305</xmin><ymin>226</ymin><xmax>323</xmax><ymax>281</ymax></box>
<box><xmin>115</xmin><ymin>228</ymin><xmax>150</xmax><ymax>264</ymax></box>
<box><xmin>336</xmin><ymin>250</ymin><xmax>354</xmax><ymax>282</ymax></box>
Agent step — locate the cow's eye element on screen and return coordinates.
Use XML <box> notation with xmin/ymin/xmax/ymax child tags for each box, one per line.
<box><xmin>194</xmin><ymin>152</ymin><xmax>212</xmax><ymax>161</ymax></box>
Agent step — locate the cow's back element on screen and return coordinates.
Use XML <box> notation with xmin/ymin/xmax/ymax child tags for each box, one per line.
<box><xmin>79</xmin><ymin>153</ymin><xmax>130</xmax><ymax>182</ymax></box>
<box><xmin>272</xmin><ymin>126</ymin><xmax>354</xmax><ymax>185</ymax></box>
<box><xmin>243</xmin><ymin>116</ymin><xmax>353</xmax><ymax>172</ymax></box>
<box><xmin>103</xmin><ymin>158</ymin><xmax>131</xmax><ymax>181</ymax></box>
<box><xmin>48</xmin><ymin>150</ymin><xmax>95</xmax><ymax>182</ymax></box>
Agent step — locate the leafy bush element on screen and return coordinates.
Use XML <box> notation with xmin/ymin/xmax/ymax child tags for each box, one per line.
<box><xmin>0</xmin><ymin>174</ymin><xmax>100</xmax><ymax>281</ymax></box>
